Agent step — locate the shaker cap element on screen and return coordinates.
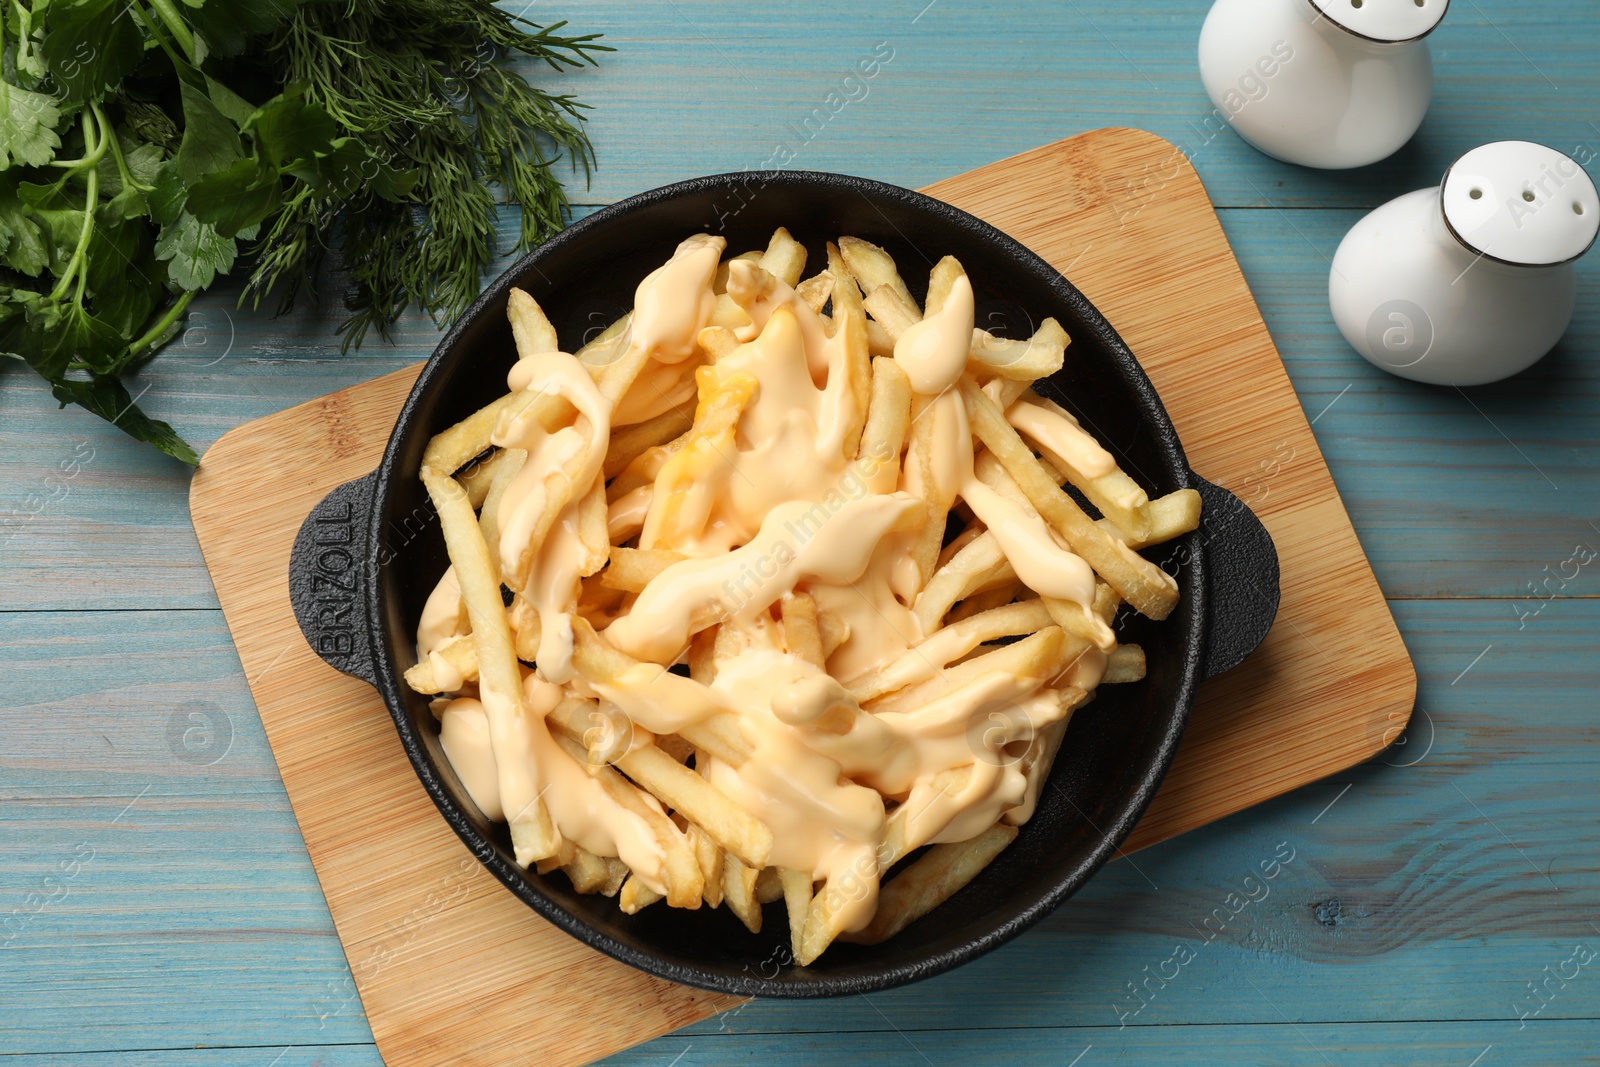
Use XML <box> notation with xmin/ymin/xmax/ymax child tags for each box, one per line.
<box><xmin>1442</xmin><ymin>141</ymin><xmax>1600</xmax><ymax>267</ymax></box>
<box><xmin>1307</xmin><ymin>0</ymin><xmax>1447</xmax><ymax>43</ymax></box>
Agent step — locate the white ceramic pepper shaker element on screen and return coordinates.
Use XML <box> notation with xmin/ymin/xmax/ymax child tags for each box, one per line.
<box><xmin>1329</xmin><ymin>141</ymin><xmax>1599</xmax><ymax>385</ymax></box>
<box><xmin>1198</xmin><ymin>0</ymin><xmax>1446</xmax><ymax>169</ymax></box>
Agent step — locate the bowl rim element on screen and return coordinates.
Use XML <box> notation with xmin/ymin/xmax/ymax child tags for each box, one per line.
<box><xmin>362</xmin><ymin>169</ymin><xmax>1205</xmax><ymax>997</ymax></box>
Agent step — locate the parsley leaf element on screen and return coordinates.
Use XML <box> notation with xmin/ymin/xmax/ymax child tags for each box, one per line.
<box><xmin>0</xmin><ymin>80</ymin><xmax>63</xmax><ymax>168</ymax></box>
<box><xmin>40</xmin><ymin>0</ymin><xmax>145</xmax><ymax>105</ymax></box>
<box><xmin>174</xmin><ymin>80</ymin><xmax>243</xmax><ymax>185</ymax></box>
<box><xmin>154</xmin><ymin>210</ymin><xmax>236</xmax><ymax>290</ymax></box>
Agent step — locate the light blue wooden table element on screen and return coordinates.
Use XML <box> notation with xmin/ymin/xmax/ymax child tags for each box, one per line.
<box><xmin>4</xmin><ymin>3</ymin><xmax>1598</xmax><ymax>1064</ymax></box>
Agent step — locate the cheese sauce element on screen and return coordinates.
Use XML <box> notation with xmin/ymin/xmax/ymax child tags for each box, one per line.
<box><xmin>418</xmin><ymin>234</ymin><xmax>1141</xmax><ymax>924</ymax></box>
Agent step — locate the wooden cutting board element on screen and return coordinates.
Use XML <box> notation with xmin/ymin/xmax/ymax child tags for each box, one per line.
<box><xmin>189</xmin><ymin>127</ymin><xmax>1415</xmax><ymax>1067</ymax></box>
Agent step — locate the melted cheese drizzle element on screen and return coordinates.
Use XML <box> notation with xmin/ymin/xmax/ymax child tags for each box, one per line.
<box><xmin>420</xmin><ymin>234</ymin><xmax>1134</xmax><ymax>919</ymax></box>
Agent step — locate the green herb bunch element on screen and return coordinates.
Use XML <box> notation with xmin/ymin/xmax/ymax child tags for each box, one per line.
<box><xmin>0</xmin><ymin>0</ymin><xmax>606</xmax><ymax>463</ymax></box>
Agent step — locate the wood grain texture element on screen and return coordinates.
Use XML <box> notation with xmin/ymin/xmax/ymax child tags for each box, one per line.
<box><xmin>4</xmin><ymin>600</ymin><xmax>1595</xmax><ymax>1059</ymax></box>
<box><xmin>179</xmin><ymin>128</ymin><xmax>1409</xmax><ymax>1064</ymax></box>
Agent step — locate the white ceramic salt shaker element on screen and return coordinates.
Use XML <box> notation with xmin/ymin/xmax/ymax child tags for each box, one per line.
<box><xmin>1329</xmin><ymin>141</ymin><xmax>1599</xmax><ymax>386</ymax></box>
<box><xmin>1198</xmin><ymin>0</ymin><xmax>1446</xmax><ymax>169</ymax></box>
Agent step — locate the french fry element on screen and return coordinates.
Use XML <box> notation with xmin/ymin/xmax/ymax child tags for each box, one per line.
<box><xmin>600</xmin><ymin>547</ymin><xmax>688</xmax><ymax>593</ymax></box>
<box><xmin>1007</xmin><ymin>396</ymin><xmax>1150</xmax><ymax>540</ymax></box>
<box><xmin>842</xmin><ymin>823</ymin><xmax>1018</xmax><ymax>945</ymax></box>
<box><xmin>508</xmin><ymin>287</ymin><xmax>560</xmax><ymax>356</ymax></box>
<box><xmin>420</xmin><ymin>467</ymin><xmax>559</xmax><ymax>864</ymax></box>
<box><xmin>603</xmin><ymin>399</ymin><xmax>696</xmax><ymax>480</ymax></box>
<box><xmin>599</xmin><ymin>857</ymin><xmax>630</xmax><ymax>898</ymax></box>
<box><xmin>937</xmin><ymin>519</ymin><xmax>987</xmax><ymax>570</ymax></box>
<box><xmin>695</xmin><ymin>325</ymin><xmax>741</xmax><ymax>362</ymax></box>
<box><xmin>1103</xmin><ymin>643</ymin><xmax>1147</xmax><ymax>683</ymax></box>
<box><xmin>723</xmin><ymin>855</ymin><xmax>762</xmax><ymax>933</ymax></box>
<box><xmin>508</xmin><ymin>594</ymin><xmax>541</xmax><ymax>662</ymax></box>
<box><xmin>839</xmin><ymin>236</ymin><xmax>918</xmax><ymax>312</ymax></box>
<box><xmin>759</xmin><ymin>226</ymin><xmax>807</xmax><ymax>287</ymax></box>
<box><xmin>779</xmin><ymin>591</ymin><xmax>825</xmax><ymax>668</ymax></box>
<box><xmin>825</xmin><ymin>241</ymin><xmax>873</xmax><ymax>460</ymax></box>
<box><xmin>404</xmin><ymin>633</ymin><xmax>480</xmax><ymax>694</ymax></box>
<box><xmin>848</xmin><ymin>601</ymin><xmax>1052</xmax><ymax>702</ymax></box>
<box><xmin>561</xmin><ymin>847</ymin><xmax>613</xmax><ymax>894</ymax></box>
<box><xmin>795</xmin><ymin>270</ymin><xmax>833</xmax><ymax>313</ymax></box>
<box><xmin>422</xmin><ymin>393</ymin><xmax>519</xmax><ymax>475</ymax></box>
<box><xmin>862</xmin><ymin>285</ymin><xmax>921</xmax><ymax>342</ymax></box>
<box><xmin>913</xmin><ymin>532</ymin><xmax>1014</xmax><ymax>634</ymax></box>
<box><xmin>690</xmin><ymin>825</ymin><xmax>726</xmax><ymax>908</ymax></box>
<box><xmin>620</xmin><ymin>874</ymin><xmax>664</xmax><ymax>914</ymax></box>
<box><xmin>855</xmin><ymin>356</ymin><xmax>910</xmax><ymax>494</ymax></box>
<box><xmin>867</xmin><ymin>627</ymin><xmax>1068</xmax><ymax>717</ymax></box>
<box><xmin>457</xmin><ymin>447</ymin><xmax>512</xmax><ymax>509</ymax></box>
<box><xmin>1099</xmin><ymin>487</ymin><xmax>1203</xmax><ymax>549</ymax></box>
<box><xmin>982</xmin><ymin>375</ymin><xmax>1032</xmax><ymax>412</ymax></box>
<box><xmin>946</xmin><ymin>581</ymin><xmax>1024</xmax><ymax>623</ymax></box>
<box><xmin>924</xmin><ymin>256</ymin><xmax>965</xmax><ymax>317</ymax></box>
<box><xmin>780</xmin><ymin>868</ymin><xmax>813</xmax><ymax>962</ymax></box>
<box><xmin>688</xmin><ymin>626</ymin><xmax>718</xmax><ymax>685</ymax></box>
<box><xmin>960</xmin><ymin>378</ymin><xmax>1180</xmax><ymax>620</ymax></box>
<box><xmin>755</xmin><ymin>866</ymin><xmax>785</xmax><ymax>905</ymax></box>
<box><xmin>574</xmin><ymin>312</ymin><xmax>631</xmax><ymax>372</ymax></box>
<box><xmin>865</xmin><ymin>318</ymin><xmax>896</xmax><ymax>358</ymax></box>
<box><xmin>968</xmin><ymin>317</ymin><xmax>1068</xmax><ymax>381</ymax></box>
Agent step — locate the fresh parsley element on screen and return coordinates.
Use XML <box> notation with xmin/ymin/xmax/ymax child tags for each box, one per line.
<box><xmin>0</xmin><ymin>0</ymin><xmax>605</xmax><ymax>463</ymax></box>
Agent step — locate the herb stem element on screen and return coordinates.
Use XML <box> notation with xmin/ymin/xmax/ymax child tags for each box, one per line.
<box><xmin>100</xmin><ymin>102</ymin><xmax>151</xmax><ymax>193</ymax></box>
<box><xmin>48</xmin><ymin>110</ymin><xmax>106</xmax><ymax>304</ymax></box>
<box><xmin>126</xmin><ymin>290</ymin><xmax>195</xmax><ymax>358</ymax></box>
<box><xmin>144</xmin><ymin>0</ymin><xmax>196</xmax><ymax>65</ymax></box>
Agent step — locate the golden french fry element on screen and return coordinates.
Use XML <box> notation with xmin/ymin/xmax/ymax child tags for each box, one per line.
<box><xmin>855</xmin><ymin>356</ymin><xmax>910</xmax><ymax>494</ymax></box>
<box><xmin>982</xmin><ymin>375</ymin><xmax>1032</xmax><ymax>412</ymax></box>
<box><xmin>422</xmin><ymin>393</ymin><xmax>518</xmax><ymax>475</ymax></box>
<box><xmin>603</xmin><ymin>399</ymin><xmax>696</xmax><ymax>480</ymax></box>
<box><xmin>508</xmin><ymin>287</ymin><xmax>560</xmax><ymax>357</ymax></box>
<box><xmin>403</xmin><ymin>633</ymin><xmax>480</xmax><ymax>694</ymax></box>
<box><xmin>862</xmin><ymin>285</ymin><xmax>920</xmax><ymax>342</ymax></box>
<box><xmin>723</xmin><ymin>855</ymin><xmax>762</xmax><ymax>933</ymax></box>
<box><xmin>619</xmin><ymin>874</ymin><xmax>664</xmax><ymax>914</ymax></box>
<box><xmin>1099</xmin><ymin>487</ymin><xmax>1203</xmax><ymax>549</ymax></box>
<box><xmin>688</xmin><ymin>626</ymin><xmax>718</xmax><ymax>685</ymax></box>
<box><xmin>780</xmin><ymin>592</ymin><xmax>825</xmax><ymax>668</ymax></box>
<box><xmin>755</xmin><ymin>866</ymin><xmax>784</xmax><ymax>905</ymax></box>
<box><xmin>508</xmin><ymin>594</ymin><xmax>541</xmax><ymax>662</ymax></box>
<box><xmin>795</xmin><ymin>270</ymin><xmax>834</xmax><ymax>313</ymax></box>
<box><xmin>690</xmin><ymin>825</ymin><xmax>726</xmax><ymax>908</ymax></box>
<box><xmin>1040</xmin><ymin>594</ymin><xmax>1115</xmax><ymax>653</ymax></box>
<box><xmin>865</xmin><ymin>318</ymin><xmax>896</xmax><ymax>358</ymax></box>
<box><xmin>924</xmin><ymin>256</ymin><xmax>965</xmax><ymax>317</ymax></box>
<box><xmin>960</xmin><ymin>379</ymin><xmax>1180</xmax><ymax>620</ymax></box>
<box><xmin>848</xmin><ymin>600</ymin><xmax>1052</xmax><ymax>702</ymax></box>
<box><xmin>839</xmin><ymin>236</ymin><xmax>918</xmax><ymax>312</ymax></box>
<box><xmin>760</xmin><ymin>226</ymin><xmax>808</xmax><ymax>287</ymax></box>
<box><xmin>600</xmin><ymin>547</ymin><xmax>688</xmax><ymax>593</ymax></box>
<box><xmin>937</xmin><ymin>520</ymin><xmax>987</xmax><ymax>570</ymax></box>
<box><xmin>842</xmin><ymin>822</ymin><xmax>1018</xmax><ymax>945</ymax></box>
<box><xmin>656</xmin><ymin>733</ymin><xmax>696</xmax><ymax>764</ymax></box>
<box><xmin>536</xmin><ymin>839</ymin><xmax>578</xmax><ymax>876</ymax></box>
<box><xmin>946</xmin><ymin>580</ymin><xmax>1023</xmax><ymax>623</ymax></box>
<box><xmin>599</xmin><ymin>857</ymin><xmax>629</xmax><ymax>898</ymax></box>
<box><xmin>969</xmin><ymin>317</ymin><xmax>1068</xmax><ymax>381</ymax></box>
<box><xmin>561</xmin><ymin>847</ymin><xmax>613</xmax><ymax>894</ymax></box>
<box><xmin>825</xmin><ymin>242</ymin><xmax>873</xmax><ymax>461</ymax></box>
<box><xmin>1007</xmin><ymin>396</ymin><xmax>1150</xmax><ymax>540</ymax></box>
<box><xmin>913</xmin><ymin>532</ymin><xmax>1013</xmax><ymax>634</ymax></box>
<box><xmin>780</xmin><ymin>868</ymin><xmax>813</xmax><ymax>962</ymax></box>
<box><xmin>420</xmin><ymin>467</ymin><xmax>559</xmax><ymax>864</ymax></box>
<box><xmin>1103</xmin><ymin>643</ymin><xmax>1147</xmax><ymax>683</ymax></box>
<box><xmin>456</xmin><ymin>447</ymin><xmax>513</xmax><ymax>509</ymax></box>
<box><xmin>867</xmin><ymin>626</ymin><xmax>1068</xmax><ymax>717</ymax></box>
<box><xmin>574</xmin><ymin>312</ymin><xmax>631</xmax><ymax>371</ymax></box>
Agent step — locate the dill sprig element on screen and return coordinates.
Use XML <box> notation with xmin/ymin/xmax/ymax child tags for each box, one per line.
<box><xmin>250</xmin><ymin>1</ymin><xmax>609</xmax><ymax>348</ymax></box>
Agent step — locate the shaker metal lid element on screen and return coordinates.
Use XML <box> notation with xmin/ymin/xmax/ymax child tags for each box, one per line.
<box><xmin>1442</xmin><ymin>141</ymin><xmax>1600</xmax><ymax>267</ymax></box>
<box><xmin>1306</xmin><ymin>0</ymin><xmax>1448</xmax><ymax>43</ymax></box>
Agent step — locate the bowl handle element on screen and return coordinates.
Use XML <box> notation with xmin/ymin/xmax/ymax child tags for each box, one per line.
<box><xmin>288</xmin><ymin>472</ymin><xmax>381</xmax><ymax>687</ymax></box>
<box><xmin>1190</xmin><ymin>472</ymin><xmax>1280</xmax><ymax>680</ymax></box>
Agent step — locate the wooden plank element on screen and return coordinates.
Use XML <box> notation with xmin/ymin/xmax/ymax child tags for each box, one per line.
<box><xmin>3</xmin><ymin>601</ymin><xmax>1595</xmax><ymax>1055</ymax></box>
<box><xmin>523</xmin><ymin>0</ymin><xmax>1600</xmax><ymax>210</ymax></box>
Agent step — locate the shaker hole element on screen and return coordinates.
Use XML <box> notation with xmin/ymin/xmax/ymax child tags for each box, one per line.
<box><xmin>1469</xmin><ymin>188</ymin><xmax>1483</xmax><ymax>200</ymax></box>
<box><xmin>1350</xmin><ymin>0</ymin><xmax>1363</xmax><ymax>7</ymax></box>
<box><xmin>1576</xmin><ymin>202</ymin><xmax>1587</xmax><ymax>215</ymax></box>
<box><xmin>1522</xmin><ymin>190</ymin><xmax>1536</xmax><ymax>202</ymax></box>
<box><xmin>1414</xmin><ymin>0</ymin><xmax>1425</xmax><ymax>6</ymax></box>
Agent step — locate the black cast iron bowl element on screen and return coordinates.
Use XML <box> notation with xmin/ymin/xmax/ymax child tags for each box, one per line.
<box><xmin>288</xmin><ymin>170</ymin><xmax>1279</xmax><ymax>998</ymax></box>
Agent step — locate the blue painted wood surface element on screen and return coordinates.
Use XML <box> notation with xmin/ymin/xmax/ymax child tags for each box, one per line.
<box><xmin>2</xmin><ymin>2</ymin><xmax>1597</xmax><ymax>1064</ymax></box>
